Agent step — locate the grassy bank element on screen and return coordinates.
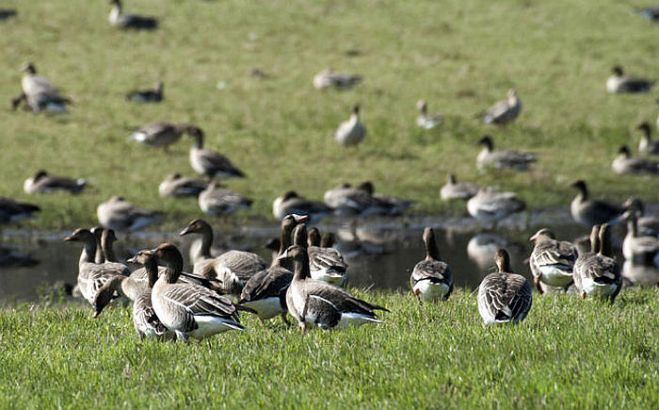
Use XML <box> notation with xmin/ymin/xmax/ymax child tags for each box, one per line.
<box><xmin>0</xmin><ymin>288</ymin><xmax>657</xmax><ymax>408</ymax></box>
<box><xmin>1</xmin><ymin>0</ymin><xmax>658</xmax><ymax>231</ymax></box>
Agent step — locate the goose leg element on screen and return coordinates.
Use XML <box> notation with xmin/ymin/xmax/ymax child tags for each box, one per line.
<box><xmin>533</xmin><ymin>276</ymin><xmax>544</xmax><ymax>294</ymax></box>
<box><xmin>580</xmin><ymin>291</ymin><xmax>587</xmax><ymax>300</ymax></box>
<box><xmin>280</xmin><ymin>312</ymin><xmax>291</xmax><ymax>327</ymax></box>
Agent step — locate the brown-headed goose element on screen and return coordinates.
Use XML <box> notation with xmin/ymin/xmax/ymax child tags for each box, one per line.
<box><xmin>476</xmin><ymin>135</ymin><xmax>536</xmax><ymax>171</ymax></box>
<box><xmin>307</xmin><ymin>227</ymin><xmax>348</xmax><ymax>286</ymax></box>
<box><xmin>612</xmin><ymin>145</ymin><xmax>659</xmax><ymax>175</ymax></box>
<box><xmin>481</xmin><ymin>89</ymin><xmax>521</xmax><ymax>125</ymax></box>
<box><xmin>312</xmin><ymin>68</ymin><xmax>362</xmax><ymax>90</ymax></box>
<box><xmin>606</xmin><ymin>66</ymin><xmax>655</xmax><ymax>93</ymax></box>
<box><xmin>335</xmin><ymin>104</ymin><xmax>366</xmax><ymax>147</ymax></box>
<box><xmin>0</xmin><ymin>197</ymin><xmax>40</xmax><ymax>224</ymax></box>
<box><xmin>108</xmin><ymin>0</ymin><xmax>158</xmax><ymax>30</ymax></box>
<box><xmin>623</xmin><ymin>198</ymin><xmax>659</xmax><ymax>235</ymax></box>
<box><xmin>440</xmin><ymin>173</ymin><xmax>479</xmax><ymax>201</ymax></box>
<box><xmin>158</xmin><ymin>173</ymin><xmax>207</xmax><ymax>198</ymax></box>
<box><xmin>131</xmin><ymin>122</ymin><xmax>200</xmax><ymax>151</ymax></box>
<box><xmin>573</xmin><ymin>225</ymin><xmax>622</xmax><ymax>302</ymax></box>
<box><xmin>272</xmin><ymin>191</ymin><xmax>333</xmax><ymax>222</ymax></box>
<box><xmin>466</xmin><ymin>187</ymin><xmax>526</xmax><ymax>229</ymax></box>
<box><xmin>126</xmin><ymin>81</ymin><xmax>163</xmax><ymax>103</ymax></box>
<box><xmin>187</xmin><ymin>130</ymin><xmax>246</xmax><ymax>180</ymax></box>
<box><xmin>410</xmin><ymin>228</ymin><xmax>453</xmax><ymax>302</ymax></box>
<box><xmin>529</xmin><ymin>228</ymin><xmax>578</xmax><ymax>293</ymax></box>
<box><xmin>477</xmin><ymin>249</ymin><xmax>532</xmax><ymax>325</ymax></box>
<box><xmin>23</xmin><ymin>170</ymin><xmax>87</xmax><ymax>194</ymax></box>
<box><xmin>622</xmin><ymin>212</ymin><xmax>659</xmax><ymax>267</ymax></box>
<box><xmin>96</xmin><ymin>196</ymin><xmax>162</xmax><ymax>232</ymax></box>
<box><xmin>637</xmin><ymin>122</ymin><xmax>659</xmax><ymax>155</ymax></box>
<box><xmin>198</xmin><ymin>182</ymin><xmax>252</xmax><ymax>216</ymax></box>
<box><xmin>570</xmin><ymin>180</ymin><xmax>625</xmax><ymax>227</ymax></box>
<box><xmin>15</xmin><ymin>63</ymin><xmax>71</xmax><ymax>113</ymax></box>
<box><xmin>416</xmin><ymin>100</ymin><xmax>443</xmax><ymax>129</ymax></box>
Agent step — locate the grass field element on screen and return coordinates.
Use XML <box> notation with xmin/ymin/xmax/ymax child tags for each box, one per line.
<box><xmin>0</xmin><ymin>288</ymin><xmax>657</xmax><ymax>408</ymax></box>
<box><xmin>0</xmin><ymin>0</ymin><xmax>658</xmax><ymax>230</ymax></box>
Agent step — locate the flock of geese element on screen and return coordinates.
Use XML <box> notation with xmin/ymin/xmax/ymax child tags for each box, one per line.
<box><xmin>1</xmin><ymin>2</ymin><xmax>658</xmax><ymax>340</ymax></box>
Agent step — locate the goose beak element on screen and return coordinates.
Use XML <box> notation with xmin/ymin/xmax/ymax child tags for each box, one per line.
<box><xmin>277</xmin><ymin>249</ymin><xmax>290</xmax><ymax>261</ymax></box>
<box><xmin>126</xmin><ymin>255</ymin><xmax>138</xmax><ymax>263</ymax></box>
<box><xmin>63</xmin><ymin>236</ymin><xmax>74</xmax><ymax>242</ymax></box>
<box><xmin>291</xmin><ymin>214</ymin><xmax>309</xmax><ymax>223</ymax></box>
<box><xmin>179</xmin><ymin>226</ymin><xmax>191</xmax><ymax>236</ymax></box>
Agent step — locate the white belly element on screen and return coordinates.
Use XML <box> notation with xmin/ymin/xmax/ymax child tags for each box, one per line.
<box><xmin>310</xmin><ymin>270</ymin><xmax>345</xmax><ymax>286</ymax></box>
<box><xmin>581</xmin><ymin>277</ymin><xmax>617</xmax><ymax>297</ymax></box>
<box><xmin>189</xmin><ymin>315</ymin><xmax>243</xmax><ymax>339</ymax></box>
<box><xmin>537</xmin><ymin>265</ymin><xmax>573</xmax><ymax>287</ymax></box>
<box><xmin>242</xmin><ymin>297</ymin><xmax>283</xmax><ymax>320</ymax></box>
<box><xmin>413</xmin><ymin>281</ymin><xmax>449</xmax><ymax>301</ymax></box>
<box><xmin>334</xmin><ymin>312</ymin><xmax>381</xmax><ymax>329</ymax></box>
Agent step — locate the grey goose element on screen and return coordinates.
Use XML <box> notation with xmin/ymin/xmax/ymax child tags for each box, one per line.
<box><xmin>466</xmin><ymin>187</ymin><xmax>526</xmax><ymax>229</ymax></box>
<box><xmin>637</xmin><ymin>122</ymin><xmax>659</xmax><ymax>155</ymax></box>
<box><xmin>612</xmin><ymin>146</ymin><xmax>659</xmax><ymax>175</ymax></box>
<box><xmin>439</xmin><ymin>173</ymin><xmax>479</xmax><ymax>201</ymax></box>
<box><xmin>622</xmin><ymin>212</ymin><xmax>659</xmax><ymax>267</ymax></box>
<box><xmin>272</xmin><ymin>191</ymin><xmax>333</xmax><ymax>222</ymax></box>
<box><xmin>312</xmin><ymin>68</ymin><xmax>362</xmax><ymax>90</ymax></box>
<box><xmin>529</xmin><ymin>228</ymin><xmax>578</xmax><ymax>293</ymax></box>
<box><xmin>307</xmin><ymin>227</ymin><xmax>348</xmax><ymax>286</ymax></box>
<box><xmin>324</xmin><ymin>181</ymin><xmax>412</xmax><ymax>217</ymax></box>
<box><xmin>570</xmin><ymin>180</ymin><xmax>625</xmax><ymax>227</ymax></box>
<box><xmin>131</xmin><ymin>122</ymin><xmax>201</xmax><ymax>151</ymax></box>
<box><xmin>481</xmin><ymin>89</ymin><xmax>521</xmax><ymax>125</ymax></box>
<box><xmin>477</xmin><ymin>249</ymin><xmax>532</xmax><ymax>325</ymax></box>
<box><xmin>335</xmin><ymin>105</ymin><xmax>366</xmax><ymax>147</ymax></box>
<box><xmin>410</xmin><ymin>228</ymin><xmax>453</xmax><ymax>302</ymax></box>
<box><xmin>573</xmin><ymin>224</ymin><xmax>622</xmax><ymax>302</ymax></box>
<box><xmin>108</xmin><ymin>0</ymin><xmax>158</xmax><ymax>30</ymax></box>
<box><xmin>188</xmin><ymin>130</ymin><xmax>246</xmax><ymax>180</ymax></box>
<box><xmin>96</xmin><ymin>196</ymin><xmax>162</xmax><ymax>232</ymax></box>
<box><xmin>606</xmin><ymin>66</ymin><xmax>655</xmax><ymax>93</ymax></box>
<box><xmin>158</xmin><ymin>173</ymin><xmax>207</xmax><ymax>198</ymax></box>
<box><xmin>14</xmin><ymin>63</ymin><xmax>72</xmax><ymax>113</ymax></box>
<box><xmin>476</xmin><ymin>135</ymin><xmax>536</xmax><ymax>171</ymax></box>
<box><xmin>0</xmin><ymin>197</ymin><xmax>40</xmax><ymax>224</ymax></box>
<box><xmin>23</xmin><ymin>170</ymin><xmax>87</xmax><ymax>194</ymax></box>
<box><xmin>416</xmin><ymin>100</ymin><xmax>443</xmax><ymax>129</ymax></box>
<box><xmin>623</xmin><ymin>198</ymin><xmax>659</xmax><ymax>235</ymax></box>
<box><xmin>198</xmin><ymin>182</ymin><xmax>252</xmax><ymax>216</ymax></box>
<box><xmin>126</xmin><ymin>81</ymin><xmax>163</xmax><ymax>103</ymax></box>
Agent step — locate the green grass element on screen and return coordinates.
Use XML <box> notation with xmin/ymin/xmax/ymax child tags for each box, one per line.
<box><xmin>1</xmin><ymin>0</ymin><xmax>658</xmax><ymax>231</ymax></box>
<box><xmin>0</xmin><ymin>288</ymin><xmax>657</xmax><ymax>408</ymax></box>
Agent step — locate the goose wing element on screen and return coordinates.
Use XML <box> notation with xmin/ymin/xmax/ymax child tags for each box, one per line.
<box><xmin>483</xmin><ymin>99</ymin><xmax>510</xmax><ymax>123</ymax></box>
<box><xmin>197</xmin><ymin>150</ymin><xmax>245</xmax><ymax>177</ymax></box>
<box><xmin>133</xmin><ymin>292</ymin><xmax>169</xmax><ymax>336</ymax></box>
<box><xmin>307</xmin><ymin>281</ymin><xmax>388</xmax><ymax>315</ymax></box>
<box><xmin>411</xmin><ymin>260</ymin><xmax>451</xmax><ymax>285</ymax></box>
<box><xmin>308</xmin><ymin>246</ymin><xmax>348</xmax><ymax>274</ymax></box>
<box><xmin>216</xmin><ymin>250</ymin><xmax>267</xmax><ymax>281</ymax></box>
<box><xmin>531</xmin><ymin>240</ymin><xmax>577</xmax><ymax>271</ymax></box>
<box><xmin>479</xmin><ymin>273</ymin><xmax>531</xmax><ymax>321</ymax></box>
<box><xmin>161</xmin><ymin>283</ymin><xmax>239</xmax><ymax>319</ymax></box>
<box><xmin>239</xmin><ymin>266</ymin><xmax>292</xmax><ymax>302</ymax></box>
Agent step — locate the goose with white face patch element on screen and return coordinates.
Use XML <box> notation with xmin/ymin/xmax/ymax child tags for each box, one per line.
<box><xmin>410</xmin><ymin>227</ymin><xmax>453</xmax><ymax>302</ymax></box>
<box><xmin>529</xmin><ymin>228</ymin><xmax>578</xmax><ymax>293</ymax></box>
<box><xmin>573</xmin><ymin>225</ymin><xmax>622</xmax><ymax>302</ymax></box>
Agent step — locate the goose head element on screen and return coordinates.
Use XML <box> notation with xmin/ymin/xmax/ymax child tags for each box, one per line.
<box><xmin>351</xmin><ymin>104</ymin><xmax>361</xmax><ymax>117</ymax></box>
<box><xmin>277</xmin><ymin>244</ymin><xmax>311</xmax><ymax>279</ymax></box>
<box><xmin>127</xmin><ymin>249</ymin><xmax>159</xmax><ymax>287</ymax></box>
<box><xmin>570</xmin><ymin>180</ymin><xmax>588</xmax><ymax>198</ymax></box>
<box><xmin>21</xmin><ymin>62</ymin><xmax>36</xmax><ymax>75</ymax></box>
<box><xmin>447</xmin><ymin>173</ymin><xmax>457</xmax><ymax>184</ymax></box>
<box><xmin>416</xmin><ymin>100</ymin><xmax>428</xmax><ymax>114</ymax></box>
<box><xmin>494</xmin><ymin>248</ymin><xmax>512</xmax><ymax>273</ymax></box>
<box><xmin>307</xmin><ymin>227</ymin><xmax>321</xmax><ymax>247</ymax></box>
<box><xmin>476</xmin><ymin>135</ymin><xmax>494</xmax><ymax>151</ymax></box>
<box><xmin>64</xmin><ymin>228</ymin><xmax>94</xmax><ymax>243</ymax></box>
<box><xmin>636</xmin><ymin>122</ymin><xmax>652</xmax><ymax>139</ymax></box>
<box><xmin>357</xmin><ymin>181</ymin><xmax>375</xmax><ymax>195</ymax></box>
<box><xmin>185</xmin><ymin>126</ymin><xmax>205</xmax><ymax>148</ymax></box>
<box><xmin>611</xmin><ymin>66</ymin><xmax>624</xmax><ymax>77</ymax></box>
<box><xmin>179</xmin><ymin>218</ymin><xmax>212</xmax><ymax>236</ymax></box>
<box><xmin>617</xmin><ymin>145</ymin><xmax>631</xmax><ymax>159</ymax></box>
<box><xmin>623</xmin><ymin>197</ymin><xmax>644</xmax><ymax>216</ymax></box>
<box><xmin>281</xmin><ymin>191</ymin><xmax>299</xmax><ymax>202</ymax></box>
<box><xmin>320</xmin><ymin>232</ymin><xmax>336</xmax><ymax>248</ymax></box>
<box><xmin>33</xmin><ymin>169</ymin><xmax>49</xmax><ymax>181</ymax></box>
<box><xmin>507</xmin><ymin>89</ymin><xmax>518</xmax><ymax>103</ymax></box>
<box><xmin>92</xmin><ymin>276</ymin><xmax>125</xmax><ymax>318</ymax></box>
<box><xmin>152</xmin><ymin>243</ymin><xmax>184</xmax><ymax>283</ymax></box>
<box><xmin>292</xmin><ymin>223</ymin><xmax>308</xmax><ymax>247</ymax></box>
<box><xmin>529</xmin><ymin>228</ymin><xmax>555</xmax><ymax>243</ymax></box>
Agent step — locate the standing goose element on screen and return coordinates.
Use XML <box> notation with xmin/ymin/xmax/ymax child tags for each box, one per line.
<box><xmin>622</xmin><ymin>212</ymin><xmax>659</xmax><ymax>267</ymax></box>
<box><xmin>15</xmin><ymin>63</ymin><xmax>71</xmax><ymax>113</ymax></box>
<box><xmin>410</xmin><ymin>227</ymin><xmax>453</xmax><ymax>302</ymax></box>
<box><xmin>272</xmin><ymin>191</ymin><xmax>333</xmax><ymax>222</ymax></box>
<box><xmin>481</xmin><ymin>89</ymin><xmax>521</xmax><ymax>125</ymax></box>
<box><xmin>529</xmin><ymin>228</ymin><xmax>578</xmax><ymax>293</ymax></box>
<box><xmin>466</xmin><ymin>188</ymin><xmax>526</xmax><ymax>229</ymax></box>
<box><xmin>612</xmin><ymin>145</ymin><xmax>659</xmax><ymax>175</ymax></box>
<box><xmin>623</xmin><ymin>198</ymin><xmax>659</xmax><ymax>235</ymax></box>
<box><xmin>570</xmin><ymin>180</ymin><xmax>625</xmax><ymax>227</ymax></box>
<box><xmin>23</xmin><ymin>170</ymin><xmax>87</xmax><ymax>194</ymax></box>
<box><xmin>198</xmin><ymin>182</ymin><xmax>252</xmax><ymax>216</ymax></box>
<box><xmin>96</xmin><ymin>196</ymin><xmax>162</xmax><ymax>232</ymax></box>
<box><xmin>108</xmin><ymin>0</ymin><xmax>158</xmax><ymax>30</ymax></box>
<box><xmin>440</xmin><ymin>173</ymin><xmax>479</xmax><ymax>201</ymax></box>
<box><xmin>476</xmin><ymin>135</ymin><xmax>536</xmax><ymax>171</ymax></box>
<box><xmin>573</xmin><ymin>224</ymin><xmax>622</xmax><ymax>302</ymax></box>
<box><xmin>0</xmin><ymin>197</ymin><xmax>40</xmax><ymax>224</ymax></box>
<box><xmin>131</xmin><ymin>122</ymin><xmax>201</xmax><ymax>151</ymax></box>
<box><xmin>477</xmin><ymin>249</ymin><xmax>532</xmax><ymax>325</ymax></box>
<box><xmin>416</xmin><ymin>100</ymin><xmax>443</xmax><ymax>129</ymax></box>
<box><xmin>312</xmin><ymin>68</ymin><xmax>362</xmax><ymax>90</ymax></box>
<box><xmin>637</xmin><ymin>122</ymin><xmax>659</xmax><ymax>155</ymax></box>
<box><xmin>158</xmin><ymin>173</ymin><xmax>207</xmax><ymax>198</ymax></box>
<box><xmin>188</xmin><ymin>130</ymin><xmax>246</xmax><ymax>180</ymax></box>
<box><xmin>307</xmin><ymin>227</ymin><xmax>349</xmax><ymax>286</ymax></box>
<box><xmin>606</xmin><ymin>66</ymin><xmax>655</xmax><ymax>93</ymax></box>
<box><xmin>335</xmin><ymin>104</ymin><xmax>366</xmax><ymax>147</ymax></box>
<box><xmin>126</xmin><ymin>81</ymin><xmax>163</xmax><ymax>103</ymax></box>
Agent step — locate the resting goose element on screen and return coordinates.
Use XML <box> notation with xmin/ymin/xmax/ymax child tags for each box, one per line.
<box><xmin>466</xmin><ymin>188</ymin><xmax>526</xmax><ymax>229</ymax></box>
<box><xmin>131</xmin><ymin>122</ymin><xmax>200</xmax><ymax>151</ymax></box>
<box><xmin>612</xmin><ymin>145</ymin><xmax>659</xmax><ymax>175</ymax></box>
<box><xmin>606</xmin><ymin>66</ymin><xmax>655</xmax><ymax>93</ymax></box>
<box><xmin>282</xmin><ymin>243</ymin><xmax>388</xmax><ymax>332</ymax></box>
<box><xmin>198</xmin><ymin>182</ymin><xmax>252</xmax><ymax>216</ymax></box>
<box><xmin>312</xmin><ymin>68</ymin><xmax>362</xmax><ymax>90</ymax></box>
<box><xmin>476</xmin><ymin>135</ymin><xmax>536</xmax><ymax>171</ymax></box>
<box><xmin>481</xmin><ymin>89</ymin><xmax>521</xmax><ymax>125</ymax></box>
<box><xmin>16</xmin><ymin>63</ymin><xmax>72</xmax><ymax>113</ymax></box>
<box><xmin>570</xmin><ymin>180</ymin><xmax>625</xmax><ymax>227</ymax></box>
<box><xmin>573</xmin><ymin>225</ymin><xmax>622</xmax><ymax>302</ymax></box>
<box><xmin>637</xmin><ymin>122</ymin><xmax>659</xmax><ymax>155</ymax></box>
<box><xmin>96</xmin><ymin>196</ymin><xmax>162</xmax><ymax>232</ymax></box>
<box><xmin>0</xmin><ymin>197</ymin><xmax>40</xmax><ymax>224</ymax></box>
<box><xmin>108</xmin><ymin>0</ymin><xmax>158</xmax><ymax>30</ymax></box>
<box><xmin>335</xmin><ymin>104</ymin><xmax>366</xmax><ymax>147</ymax></box>
<box><xmin>529</xmin><ymin>228</ymin><xmax>578</xmax><ymax>293</ymax></box>
<box><xmin>357</xmin><ymin>181</ymin><xmax>414</xmax><ymax>216</ymax></box>
<box><xmin>307</xmin><ymin>227</ymin><xmax>348</xmax><ymax>286</ymax></box>
<box><xmin>23</xmin><ymin>170</ymin><xmax>87</xmax><ymax>194</ymax></box>
<box><xmin>158</xmin><ymin>173</ymin><xmax>207</xmax><ymax>198</ymax></box>
<box><xmin>324</xmin><ymin>182</ymin><xmax>412</xmax><ymax>217</ymax></box>
<box><xmin>410</xmin><ymin>227</ymin><xmax>453</xmax><ymax>302</ymax></box>
<box><xmin>188</xmin><ymin>130</ymin><xmax>246</xmax><ymax>180</ymax></box>
<box><xmin>126</xmin><ymin>81</ymin><xmax>163</xmax><ymax>103</ymax></box>
<box><xmin>477</xmin><ymin>249</ymin><xmax>532</xmax><ymax>325</ymax></box>
<box><xmin>440</xmin><ymin>173</ymin><xmax>479</xmax><ymax>201</ymax></box>
<box><xmin>416</xmin><ymin>100</ymin><xmax>443</xmax><ymax>129</ymax></box>
<box><xmin>622</xmin><ymin>212</ymin><xmax>659</xmax><ymax>267</ymax></box>
<box><xmin>272</xmin><ymin>191</ymin><xmax>333</xmax><ymax>222</ymax></box>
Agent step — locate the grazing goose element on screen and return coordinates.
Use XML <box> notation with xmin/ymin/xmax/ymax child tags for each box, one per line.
<box><xmin>150</xmin><ymin>243</ymin><xmax>248</xmax><ymax>340</ymax></box>
<box><xmin>410</xmin><ymin>227</ymin><xmax>453</xmax><ymax>302</ymax></box>
<box><xmin>307</xmin><ymin>227</ymin><xmax>349</xmax><ymax>286</ymax></box>
<box><xmin>466</xmin><ymin>188</ymin><xmax>526</xmax><ymax>229</ymax></box>
<box><xmin>416</xmin><ymin>100</ymin><xmax>443</xmax><ymax>129</ymax></box>
<box><xmin>637</xmin><ymin>122</ymin><xmax>659</xmax><ymax>155</ymax></box>
<box><xmin>481</xmin><ymin>89</ymin><xmax>521</xmax><ymax>125</ymax></box>
<box><xmin>126</xmin><ymin>81</ymin><xmax>163</xmax><ymax>103</ymax></box>
<box><xmin>108</xmin><ymin>0</ymin><xmax>158</xmax><ymax>30</ymax></box>
<box><xmin>272</xmin><ymin>191</ymin><xmax>333</xmax><ymax>222</ymax></box>
<box><xmin>476</xmin><ymin>135</ymin><xmax>536</xmax><ymax>171</ymax></box>
<box><xmin>0</xmin><ymin>197</ymin><xmax>40</xmax><ymax>224</ymax></box>
<box><xmin>158</xmin><ymin>173</ymin><xmax>207</xmax><ymax>198</ymax></box>
<box><xmin>606</xmin><ymin>66</ymin><xmax>655</xmax><ymax>93</ymax></box>
<box><xmin>622</xmin><ymin>212</ymin><xmax>659</xmax><ymax>267</ymax></box>
<box><xmin>477</xmin><ymin>249</ymin><xmax>532</xmax><ymax>325</ymax></box>
<box><xmin>188</xmin><ymin>130</ymin><xmax>246</xmax><ymax>180</ymax></box>
<box><xmin>335</xmin><ymin>105</ymin><xmax>366</xmax><ymax>147</ymax></box>
<box><xmin>623</xmin><ymin>198</ymin><xmax>659</xmax><ymax>235</ymax></box>
<box><xmin>312</xmin><ymin>68</ymin><xmax>362</xmax><ymax>90</ymax></box>
<box><xmin>440</xmin><ymin>173</ymin><xmax>479</xmax><ymax>201</ymax></box>
<box><xmin>570</xmin><ymin>180</ymin><xmax>625</xmax><ymax>227</ymax></box>
<box><xmin>23</xmin><ymin>170</ymin><xmax>87</xmax><ymax>194</ymax></box>
<box><xmin>198</xmin><ymin>182</ymin><xmax>252</xmax><ymax>216</ymax></box>
<box><xmin>573</xmin><ymin>225</ymin><xmax>622</xmax><ymax>302</ymax></box>
<box><xmin>0</xmin><ymin>9</ymin><xmax>17</xmax><ymax>21</ymax></box>
<box><xmin>281</xmin><ymin>244</ymin><xmax>388</xmax><ymax>332</ymax></box>
<box><xmin>612</xmin><ymin>145</ymin><xmax>659</xmax><ymax>175</ymax></box>
<box><xmin>16</xmin><ymin>63</ymin><xmax>72</xmax><ymax>113</ymax></box>
<box><xmin>131</xmin><ymin>122</ymin><xmax>201</xmax><ymax>151</ymax></box>
<box><xmin>96</xmin><ymin>196</ymin><xmax>162</xmax><ymax>232</ymax></box>
<box><xmin>529</xmin><ymin>228</ymin><xmax>578</xmax><ymax>293</ymax></box>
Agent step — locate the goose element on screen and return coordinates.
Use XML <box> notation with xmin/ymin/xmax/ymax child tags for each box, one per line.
<box><xmin>476</xmin><ymin>135</ymin><xmax>536</xmax><ymax>171</ymax></box>
<box><xmin>312</xmin><ymin>68</ymin><xmax>362</xmax><ymax>90</ymax></box>
<box><xmin>198</xmin><ymin>182</ymin><xmax>252</xmax><ymax>216</ymax></box>
<box><xmin>410</xmin><ymin>227</ymin><xmax>453</xmax><ymax>302</ymax></box>
<box><xmin>16</xmin><ymin>63</ymin><xmax>71</xmax><ymax>113</ymax></box>
<box><xmin>0</xmin><ymin>197</ymin><xmax>40</xmax><ymax>224</ymax></box>
<box><xmin>0</xmin><ymin>9</ymin><xmax>17</xmax><ymax>21</ymax></box>
<box><xmin>321</xmin><ymin>232</ymin><xmax>336</xmax><ymax>248</ymax></box>
<box><xmin>622</xmin><ymin>259</ymin><xmax>659</xmax><ymax>287</ymax></box>
<box><xmin>272</xmin><ymin>191</ymin><xmax>333</xmax><ymax>222</ymax></box>
<box><xmin>623</xmin><ymin>198</ymin><xmax>659</xmax><ymax>235</ymax></box>
<box><xmin>96</xmin><ymin>196</ymin><xmax>162</xmax><ymax>232</ymax></box>
<box><xmin>188</xmin><ymin>130</ymin><xmax>246</xmax><ymax>180</ymax></box>
<box><xmin>307</xmin><ymin>227</ymin><xmax>348</xmax><ymax>286</ymax></box>
<box><xmin>612</xmin><ymin>145</ymin><xmax>659</xmax><ymax>175</ymax></box>
<box><xmin>108</xmin><ymin>0</ymin><xmax>158</xmax><ymax>30</ymax></box>
<box><xmin>126</xmin><ymin>81</ymin><xmax>163</xmax><ymax>103</ymax></box>
<box><xmin>573</xmin><ymin>224</ymin><xmax>622</xmax><ymax>302</ymax></box>
<box><xmin>416</xmin><ymin>100</ymin><xmax>443</xmax><ymax>129</ymax></box>
<box><xmin>150</xmin><ymin>243</ymin><xmax>248</xmax><ymax>341</ymax></box>
<box><xmin>637</xmin><ymin>122</ymin><xmax>659</xmax><ymax>155</ymax></box>
<box><xmin>23</xmin><ymin>170</ymin><xmax>87</xmax><ymax>194</ymax></box>
<box><xmin>158</xmin><ymin>173</ymin><xmax>207</xmax><ymax>198</ymax></box>
<box><xmin>90</xmin><ymin>226</ymin><xmax>106</xmax><ymax>264</ymax></box>
<box><xmin>131</xmin><ymin>122</ymin><xmax>201</xmax><ymax>151</ymax></box>
<box><xmin>529</xmin><ymin>228</ymin><xmax>578</xmax><ymax>293</ymax></box>
<box><xmin>477</xmin><ymin>249</ymin><xmax>532</xmax><ymax>325</ymax></box>
<box><xmin>335</xmin><ymin>104</ymin><xmax>366</xmax><ymax>147</ymax></box>
<box><xmin>281</xmin><ymin>243</ymin><xmax>388</xmax><ymax>332</ymax></box>
<box><xmin>466</xmin><ymin>188</ymin><xmax>526</xmax><ymax>229</ymax></box>
<box><xmin>323</xmin><ymin>182</ymin><xmax>411</xmax><ymax>217</ymax></box>
<box><xmin>357</xmin><ymin>181</ymin><xmax>414</xmax><ymax>216</ymax></box>
<box><xmin>481</xmin><ymin>89</ymin><xmax>521</xmax><ymax>125</ymax></box>
<box><xmin>606</xmin><ymin>66</ymin><xmax>655</xmax><ymax>93</ymax></box>
<box><xmin>622</xmin><ymin>212</ymin><xmax>659</xmax><ymax>267</ymax></box>
<box><xmin>570</xmin><ymin>180</ymin><xmax>625</xmax><ymax>227</ymax></box>
<box><xmin>439</xmin><ymin>173</ymin><xmax>479</xmax><ymax>201</ymax></box>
